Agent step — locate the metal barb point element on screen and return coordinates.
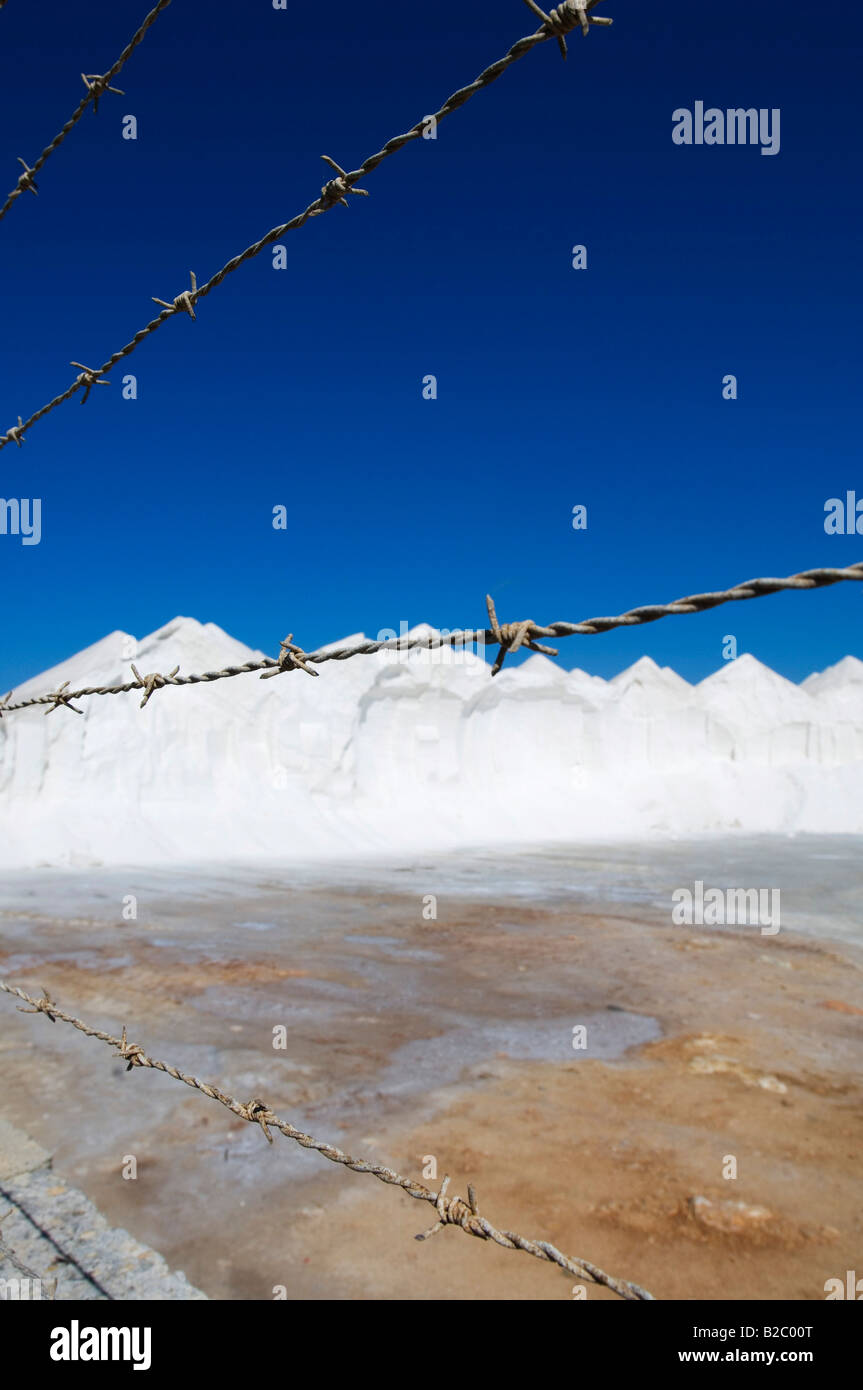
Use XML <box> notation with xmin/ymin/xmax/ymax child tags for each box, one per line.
<box><xmin>70</xmin><ymin>361</ymin><xmax>110</xmax><ymax>405</ymax></box>
<box><xmin>44</xmin><ymin>681</ymin><xmax>84</xmax><ymax>715</ymax></box>
<box><xmin>113</xmin><ymin>1025</ymin><xmax>145</xmax><ymax>1070</ymax></box>
<box><xmin>82</xmin><ymin>72</ymin><xmax>125</xmax><ymax>114</ymax></box>
<box><xmin>485</xmin><ymin>594</ymin><xmax>559</xmax><ymax>675</ymax></box>
<box><xmin>152</xmin><ymin>271</ymin><xmax>198</xmax><ymax>319</ymax></box>
<box><xmin>4</xmin><ymin>416</ymin><xmax>25</xmax><ymax>448</ymax></box>
<box><xmin>16</xmin><ymin>158</ymin><xmax>38</xmax><ymax>196</ymax></box>
<box><xmin>522</xmin><ymin>0</ymin><xmax>607</xmax><ymax>58</ymax></box>
<box><xmin>130</xmin><ymin>663</ymin><xmax>180</xmax><ymax>708</ymax></box>
<box><xmin>17</xmin><ymin>989</ymin><xmax>56</xmax><ymax>1023</ymax></box>
<box><xmin>320</xmin><ymin>156</ymin><xmax>370</xmax><ymax>208</ymax></box>
<box><xmin>260</xmin><ymin>634</ymin><xmax>318</xmax><ymax>679</ymax></box>
<box><xmin>416</xmin><ymin>1174</ymin><xmax>452</xmax><ymax>1241</ymax></box>
<box><xmin>243</xmin><ymin>1098</ymin><xmax>276</xmax><ymax>1143</ymax></box>
<box><xmin>416</xmin><ymin>1174</ymin><xmax>485</xmax><ymax>1242</ymax></box>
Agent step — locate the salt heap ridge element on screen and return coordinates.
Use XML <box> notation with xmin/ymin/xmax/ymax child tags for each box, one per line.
<box><xmin>0</xmin><ymin>618</ymin><xmax>861</xmax><ymax>867</ymax></box>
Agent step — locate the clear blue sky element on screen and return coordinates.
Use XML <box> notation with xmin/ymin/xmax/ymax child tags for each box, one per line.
<box><xmin>1</xmin><ymin>0</ymin><xmax>861</xmax><ymax>691</ymax></box>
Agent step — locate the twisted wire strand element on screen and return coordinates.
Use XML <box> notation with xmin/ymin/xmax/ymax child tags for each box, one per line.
<box><xmin>0</xmin><ymin>0</ymin><xmax>612</xmax><ymax>451</ymax></box>
<box><xmin>0</xmin><ymin>979</ymin><xmax>653</xmax><ymax>1301</ymax></box>
<box><xmin>1</xmin><ymin>561</ymin><xmax>861</xmax><ymax>716</ymax></box>
<box><xmin>0</xmin><ymin>0</ymin><xmax>172</xmax><ymax>224</ymax></box>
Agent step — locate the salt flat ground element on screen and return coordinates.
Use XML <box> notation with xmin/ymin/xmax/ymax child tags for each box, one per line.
<box><xmin>0</xmin><ymin>835</ymin><xmax>860</xmax><ymax>1301</ymax></box>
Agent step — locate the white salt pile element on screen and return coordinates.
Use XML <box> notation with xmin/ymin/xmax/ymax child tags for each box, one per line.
<box><xmin>0</xmin><ymin>619</ymin><xmax>860</xmax><ymax>867</ymax></box>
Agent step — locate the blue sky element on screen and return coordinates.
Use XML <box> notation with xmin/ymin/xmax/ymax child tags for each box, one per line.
<box><xmin>1</xmin><ymin>0</ymin><xmax>861</xmax><ymax>691</ymax></box>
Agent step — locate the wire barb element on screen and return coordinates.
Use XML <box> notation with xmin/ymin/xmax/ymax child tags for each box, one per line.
<box><xmin>130</xmin><ymin>663</ymin><xmax>180</xmax><ymax>708</ymax></box>
<box><xmin>2</xmin><ymin>417</ymin><xmax>25</xmax><ymax>449</ymax></box>
<box><xmin>320</xmin><ymin>156</ymin><xmax>370</xmax><ymax>208</ymax></box>
<box><xmin>260</xmin><ymin>635</ymin><xmax>318</xmax><ymax>679</ymax></box>
<box><xmin>112</xmin><ymin>1025</ymin><xmax>146</xmax><ymax>1070</ymax></box>
<box><xmin>44</xmin><ymin>682</ymin><xmax>84</xmax><ymax>716</ymax></box>
<box><xmin>416</xmin><ymin>1175</ymin><xmax>486</xmax><ymax>1241</ymax></box>
<box><xmin>81</xmin><ymin>72</ymin><xmax>125</xmax><ymax>114</ymax></box>
<box><xmin>240</xmin><ymin>1098</ymin><xmax>277</xmax><ymax>1143</ymax></box>
<box><xmin>0</xmin><ymin>692</ymin><xmax>12</xmax><ymax>719</ymax></box>
<box><xmin>485</xmin><ymin>594</ymin><xmax>559</xmax><ymax>675</ymax></box>
<box><xmin>152</xmin><ymin>270</ymin><xmax>198</xmax><ymax>319</ymax></box>
<box><xmin>70</xmin><ymin>361</ymin><xmax>110</xmax><ymax>404</ymax></box>
<box><xmin>522</xmin><ymin>0</ymin><xmax>612</xmax><ymax>58</ymax></box>
<box><xmin>15</xmin><ymin>158</ymin><xmax>38</xmax><ymax>197</ymax></box>
<box><xmin>16</xmin><ymin>988</ymin><xmax>56</xmax><ymax>1023</ymax></box>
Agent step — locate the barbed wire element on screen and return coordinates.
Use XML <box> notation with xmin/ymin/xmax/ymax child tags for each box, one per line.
<box><xmin>0</xmin><ymin>0</ymin><xmax>613</xmax><ymax>453</ymax></box>
<box><xmin>0</xmin><ymin>0</ymin><xmax>172</xmax><ymax>225</ymax></box>
<box><xmin>0</xmin><ymin>978</ymin><xmax>654</xmax><ymax>1301</ymax></box>
<box><xmin>1</xmin><ymin>562</ymin><xmax>861</xmax><ymax>718</ymax></box>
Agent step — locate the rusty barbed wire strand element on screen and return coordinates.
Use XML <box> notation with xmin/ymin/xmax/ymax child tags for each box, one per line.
<box><xmin>0</xmin><ymin>560</ymin><xmax>861</xmax><ymax>717</ymax></box>
<box><xmin>0</xmin><ymin>0</ymin><xmax>172</xmax><ymax>224</ymax></box>
<box><xmin>0</xmin><ymin>979</ymin><xmax>654</xmax><ymax>1301</ymax></box>
<box><xmin>0</xmin><ymin>0</ymin><xmax>612</xmax><ymax>453</ymax></box>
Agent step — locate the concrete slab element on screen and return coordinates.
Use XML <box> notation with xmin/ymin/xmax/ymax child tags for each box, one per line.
<box><xmin>0</xmin><ymin>1116</ymin><xmax>50</xmax><ymax>1181</ymax></box>
<box><xmin>0</xmin><ymin>1118</ymin><xmax>207</xmax><ymax>1300</ymax></box>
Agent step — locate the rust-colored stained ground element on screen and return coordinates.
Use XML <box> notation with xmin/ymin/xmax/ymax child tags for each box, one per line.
<box><xmin>0</xmin><ymin>884</ymin><xmax>860</xmax><ymax>1301</ymax></box>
